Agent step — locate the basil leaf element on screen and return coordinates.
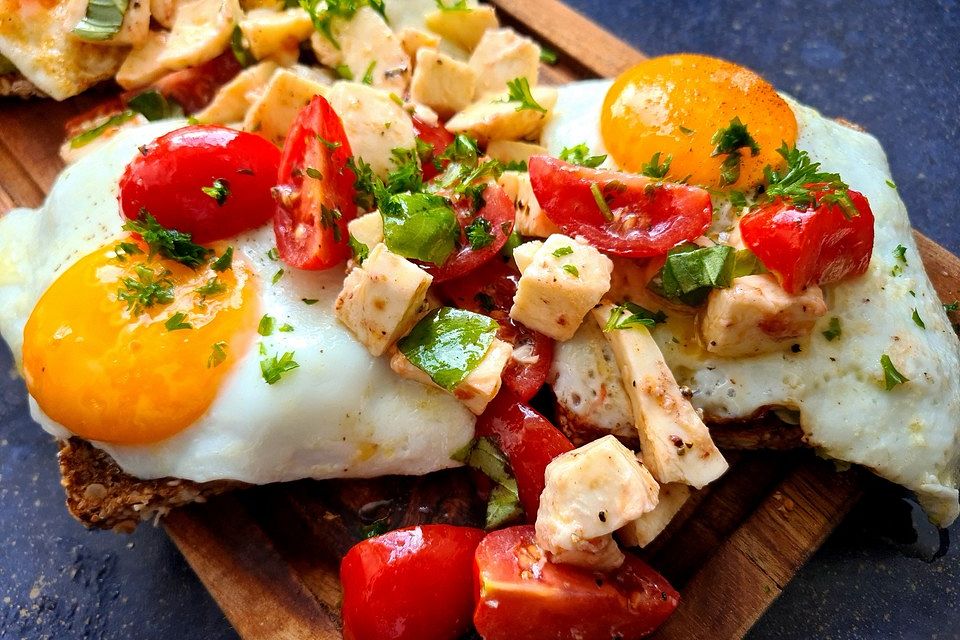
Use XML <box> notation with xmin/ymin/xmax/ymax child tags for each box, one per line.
<box><xmin>70</xmin><ymin>111</ymin><xmax>137</xmax><ymax>149</ymax></box>
<box><xmin>732</xmin><ymin>248</ymin><xmax>767</xmax><ymax>279</ymax></box>
<box><xmin>73</xmin><ymin>0</ymin><xmax>129</xmax><ymax>41</ymax></box>
<box><xmin>880</xmin><ymin>354</ymin><xmax>909</xmax><ymax>391</ymax></box>
<box><xmin>485</xmin><ymin>480</ymin><xmax>523</xmax><ymax>530</ymax></box>
<box><xmin>659</xmin><ymin>244</ymin><xmax>735</xmax><ymax>306</ymax></box>
<box><xmin>380</xmin><ymin>192</ymin><xmax>459</xmax><ymax>265</ymax></box>
<box><xmin>398</xmin><ymin>307</ymin><xmax>498</xmax><ymax>390</ymax></box>
<box><xmin>458</xmin><ymin>437</ymin><xmax>524</xmax><ymax>530</ymax></box>
<box><xmin>127</xmin><ymin>90</ymin><xmax>184</xmax><ymax>121</ymax></box>
<box><xmin>604</xmin><ymin>302</ymin><xmax>667</xmax><ymax>332</ymax></box>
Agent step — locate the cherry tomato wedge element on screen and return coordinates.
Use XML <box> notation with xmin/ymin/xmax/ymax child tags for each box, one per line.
<box><xmin>739</xmin><ymin>187</ymin><xmax>875</xmax><ymax>294</ymax></box>
<box><xmin>426</xmin><ymin>184</ymin><xmax>515</xmax><ymax>282</ymax></box>
<box><xmin>340</xmin><ymin>525</ymin><xmax>485</xmax><ymax>640</ymax></box>
<box><xmin>529</xmin><ymin>155</ymin><xmax>713</xmax><ymax>257</ymax></box>
<box><xmin>118</xmin><ymin>125</ymin><xmax>281</xmax><ymax>243</ymax></box>
<box><xmin>439</xmin><ymin>258</ymin><xmax>553</xmax><ymax>401</ymax></box>
<box><xmin>412</xmin><ymin>116</ymin><xmax>454</xmax><ymax>181</ymax></box>
<box><xmin>274</xmin><ymin>95</ymin><xmax>358</xmax><ymax>270</ymax></box>
<box><xmin>474</xmin><ymin>526</ymin><xmax>679</xmax><ymax>640</ymax></box>
<box><xmin>151</xmin><ymin>52</ymin><xmax>243</xmax><ymax>114</ymax></box>
<box><xmin>475</xmin><ymin>391</ymin><xmax>573</xmax><ymax>519</ymax></box>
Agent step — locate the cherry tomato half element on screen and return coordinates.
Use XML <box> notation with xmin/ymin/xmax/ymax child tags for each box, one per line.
<box><xmin>740</xmin><ymin>187</ymin><xmax>875</xmax><ymax>294</ymax></box>
<box><xmin>412</xmin><ymin>116</ymin><xmax>454</xmax><ymax>181</ymax></box>
<box><xmin>118</xmin><ymin>125</ymin><xmax>281</xmax><ymax>243</ymax></box>
<box><xmin>529</xmin><ymin>155</ymin><xmax>713</xmax><ymax>257</ymax></box>
<box><xmin>474</xmin><ymin>526</ymin><xmax>679</xmax><ymax>640</ymax></box>
<box><xmin>340</xmin><ymin>525</ymin><xmax>485</xmax><ymax>640</ymax></box>
<box><xmin>274</xmin><ymin>95</ymin><xmax>358</xmax><ymax>270</ymax></box>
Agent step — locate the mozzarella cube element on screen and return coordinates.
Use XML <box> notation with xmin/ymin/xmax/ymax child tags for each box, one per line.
<box><xmin>424</xmin><ymin>6</ymin><xmax>498</xmax><ymax>51</ymax></box>
<box><xmin>194</xmin><ymin>60</ymin><xmax>277</xmax><ymax>124</ymax></box>
<box><xmin>116</xmin><ymin>30</ymin><xmax>172</xmax><ymax>90</ymax></box>
<box><xmin>469</xmin><ymin>28</ymin><xmax>540</xmax><ymax>97</ymax></box>
<box><xmin>347</xmin><ymin>211</ymin><xmax>384</xmax><ymax>249</ymax></box>
<box><xmin>239</xmin><ymin>8</ymin><xmax>314</xmax><ymax>61</ymax></box>
<box><xmin>445</xmin><ymin>87</ymin><xmax>557</xmax><ymax>143</ymax></box>
<box><xmin>159</xmin><ymin>0</ymin><xmax>240</xmax><ymax>70</ymax></box>
<box><xmin>335</xmin><ymin>243</ymin><xmax>433</xmax><ymax>357</ymax></box>
<box><xmin>316</xmin><ymin>6</ymin><xmax>411</xmax><ymax>93</ymax></box>
<box><xmin>497</xmin><ymin>170</ymin><xmax>560</xmax><ymax>238</ymax></box>
<box><xmin>398</xmin><ymin>27</ymin><xmax>440</xmax><ymax>59</ymax></box>
<box><xmin>151</xmin><ymin>0</ymin><xmax>178</xmax><ymax>29</ymax></box>
<box><xmin>410</xmin><ymin>49</ymin><xmax>477</xmax><ymax>118</ymax></box>
<box><xmin>700</xmin><ymin>274</ymin><xmax>828</xmax><ymax>357</ymax></box>
<box><xmin>486</xmin><ymin>139</ymin><xmax>548</xmax><ymax>165</ymax></box>
<box><xmin>617</xmin><ymin>482</ymin><xmax>691</xmax><ymax>548</ymax></box>
<box><xmin>510</xmin><ymin>240</ymin><xmax>541</xmax><ymax>274</ymax></box>
<box><xmin>510</xmin><ymin>235</ymin><xmax>613</xmax><ymax>341</ymax></box>
<box><xmin>325</xmin><ymin>82</ymin><xmax>416</xmax><ymax>179</ymax></box>
<box><xmin>242</xmin><ymin>68</ymin><xmax>329</xmax><ymax>146</ymax></box>
<box><xmin>390</xmin><ymin>338</ymin><xmax>512</xmax><ymax>415</ymax></box>
<box><xmin>592</xmin><ymin>303</ymin><xmax>729</xmax><ymax>489</ymax></box>
<box><xmin>536</xmin><ymin>435</ymin><xmax>659</xmax><ymax>570</ymax></box>
<box><xmin>310</xmin><ymin>31</ymin><xmax>343</xmax><ymax>69</ymax></box>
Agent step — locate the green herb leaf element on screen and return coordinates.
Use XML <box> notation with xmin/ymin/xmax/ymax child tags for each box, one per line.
<box><xmin>113</xmin><ymin>241</ymin><xmax>143</xmax><ymax>262</ymax></box>
<box><xmin>360</xmin><ymin>519</ymin><xmax>390</xmax><ymax>539</ymax></box>
<box><xmin>195</xmin><ymin>276</ymin><xmax>227</xmax><ymax>299</ymax></box>
<box><xmin>465</xmin><ymin>216</ymin><xmax>494</xmax><ymax>250</ymax></box>
<box><xmin>640</xmin><ymin>152</ymin><xmax>672</xmax><ymax>179</ymax></box>
<box><xmin>552</xmin><ymin>246</ymin><xmax>573</xmax><ymax>258</ymax></box>
<box><xmin>458</xmin><ymin>437</ymin><xmax>524</xmax><ymax>530</ymax></box>
<box><xmin>126</xmin><ymin>90</ymin><xmax>184</xmax><ymax>121</ymax></box>
<box><xmin>559</xmin><ymin>143</ymin><xmax>606</xmax><ymax>168</ymax></box>
<box><xmin>886</xmin><ymin>179</ymin><xmax>897</xmax><ymax>189</ymax></box>
<box><xmin>590</xmin><ymin>183</ymin><xmax>613</xmax><ymax>221</ymax></box>
<box><xmin>165</xmin><ymin>312</ymin><xmax>193</xmax><ymax>331</ymax></box>
<box><xmin>485</xmin><ymin>480</ymin><xmax>523</xmax><ymax>530</ymax></box>
<box><xmin>501</xmin><ymin>230</ymin><xmax>522</xmax><ymax>258</ymax></box>
<box><xmin>604</xmin><ymin>302</ymin><xmax>667</xmax><ymax>331</ymax></box>
<box><xmin>398</xmin><ymin>307</ymin><xmax>499</xmax><ymax>390</ymax></box>
<box><xmin>439</xmin><ymin>134</ymin><xmax>480</xmax><ymax>165</ymax></box>
<box><xmin>539</xmin><ymin>46</ymin><xmax>557</xmax><ymax>65</ymax></box>
<box><xmin>732</xmin><ymin>248</ymin><xmax>767</xmax><ymax>278</ymax></box>
<box><xmin>944</xmin><ymin>301</ymin><xmax>960</xmax><ymax>313</ymax></box>
<box><xmin>334</xmin><ymin>63</ymin><xmax>354</xmax><ymax>80</ymax></box>
<box><xmin>349</xmin><ymin>234</ymin><xmax>370</xmax><ymax>265</ymax></box>
<box><xmin>123</xmin><ymin>211</ymin><xmax>212</xmax><ymax>268</ymax></box>
<box><xmin>822</xmin><ymin>316</ymin><xmax>842</xmax><ymax>341</ymax></box>
<box><xmin>562</xmin><ymin>264</ymin><xmax>579</xmax><ymax>278</ymax></box>
<box><xmin>279</xmin><ymin>323</ymin><xmax>295</xmax><ymax>333</ymax></box>
<box><xmin>763</xmin><ymin>144</ymin><xmax>857</xmax><ymax>217</ymax></box>
<box><xmin>211</xmin><ymin>247</ymin><xmax>234</xmax><ymax>272</ymax></box>
<box><xmin>70</xmin><ymin>111</ymin><xmax>137</xmax><ymax>149</ymax></box>
<box><xmin>710</xmin><ymin>117</ymin><xmax>759</xmax><ymax>186</ymax></box>
<box><xmin>118</xmin><ymin>265</ymin><xmax>174</xmax><ymax>315</ymax></box>
<box><xmin>300</xmin><ymin>0</ymin><xmax>387</xmax><ymax>47</ymax></box>
<box><xmin>272</xmin><ymin>268</ymin><xmax>285</xmax><ymax>285</ymax></box>
<box><xmin>912</xmin><ymin>308</ymin><xmax>925</xmax><ymax>329</ymax></box>
<box><xmin>880</xmin><ymin>354</ymin><xmax>909</xmax><ymax>390</ymax></box>
<box><xmin>386</xmin><ymin>146</ymin><xmax>424</xmax><ymax>194</ymax></box>
<box><xmin>657</xmin><ymin>244</ymin><xmax>736</xmax><ymax>306</ymax></box>
<box><xmin>258</xmin><ymin>314</ymin><xmax>276</xmax><ymax>336</ymax></box>
<box><xmin>361</xmin><ymin>60</ymin><xmax>376</xmax><ymax>85</ymax></box>
<box><xmin>72</xmin><ymin>0</ymin><xmax>129</xmax><ymax>41</ymax></box>
<box><xmin>504</xmin><ymin>77</ymin><xmax>546</xmax><ymax>113</ymax></box>
<box><xmin>208</xmin><ymin>341</ymin><xmax>228</xmax><ymax>368</ymax></box>
<box><xmin>302</xmin><ymin>298</ymin><xmax>319</xmax><ymax>305</ymax></box>
<box><xmin>380</xmin><ymin>192</ymin><xmax>459</xmax><ymax>265</ymax></box>
<box><xmin>201</xmin><ymin>178</ymin><xmax>231</xmax><ymax>206</ymax></box>
<box><xmin>230</xmin><ymin>25</ymin><xmax>255</xmax><ymax>67</ymax></box>
<box><xmin>502</xmin><ymin>160</ymin><xmax>528</xmax><ymax>172</ymax></box>
<box><xmin>435</xmin><ymin>0</ymin><xmax>468</xmax><ymax>9</ymax></box>
<box><xmin>260</xmin><ymin>348</ymin><xmax>300</xmax><ymax>384</ymax></box>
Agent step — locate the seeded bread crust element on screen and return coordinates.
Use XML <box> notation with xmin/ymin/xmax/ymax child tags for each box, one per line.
<box><xmin>57</xmin><ymin>438</ymin><xmax>244</xmax><ymax>533</ymax></box>
<box><xmin>0</xmin><ymin>73</ymin><xmax>45</xmax><ymax>99</ymax></box>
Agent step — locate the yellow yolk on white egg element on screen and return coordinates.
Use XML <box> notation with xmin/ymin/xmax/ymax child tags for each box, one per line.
<box><xmin>22</xmin><ymin>242</ymin><xmax>259</xmax><ymax>445</ymax></box>
<box><xmin>600</xmin><ymin>53</ymin><xmax>797</xmax><ymax>188</ymax></box>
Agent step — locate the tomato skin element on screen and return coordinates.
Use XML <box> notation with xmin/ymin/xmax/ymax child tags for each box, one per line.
<box><xmin>274</xmin><ymin>96</ymin><xmax>358</xmax><ymax>270</ymax></box>
<box><xmin>427</xmin><ymin>184</ymin><xmax>515</xmax><ymax>282</ymax></box>
<box><xmin>439</xmin><ymin>258</ymin><xmax>553</xmax><ymax>400</ymax></box>
<box><xmin>474</xmin><ymin>526</ymin><xmax>679</xmax><ymax>640</ymax></box>
<box><xmin>118</xmin><ymin>125</ymin><xmax>281</xmax><ymax>243</ymax></box>
<box><xmin>340</xmin><ymin>525</ymin><xmax>486</xmax><ymax>640</ymax></box>
<box><xmin>529</xmin><ymin>155</ymin><xmax>713</xmax><ymax>257</ymax></box>
<box><xmin>412</xmin><ymin>116</ymin><xmax>454</xmax><ymax>181</ymax></box>
<box><xmin>739</xmin><ymin>188</ymin><xmax>875</xmax><ymax>294</ymax></box>
<box><xmin>151</xmin><ymin>52</ymin><xmax>243</xmax><ymax>114</ymax></box>
<box><xmin>475</xmin><ymin>391</ymin><xmax>573</xmax><ymax>519</ymax></box>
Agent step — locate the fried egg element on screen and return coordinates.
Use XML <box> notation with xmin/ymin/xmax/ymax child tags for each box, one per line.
<box><xmin>543</xmin><ymin>59</ymin><xmax>960</xmax><ymax>526</ymax></box>
<box><xmin>0</xmin><ymin>121</ymin><xmax>474</xmax><ymax>483</ymax></box>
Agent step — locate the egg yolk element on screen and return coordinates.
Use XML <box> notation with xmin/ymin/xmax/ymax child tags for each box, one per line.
<box><xmin>601</xmin><ymin>53</ymin><xmax>798</xmax><ymax>189</ymax></box>
<box><xmin>22</xmin><ymin>241</ymin><xmax>259</xmax><ymax>445</ymax></box>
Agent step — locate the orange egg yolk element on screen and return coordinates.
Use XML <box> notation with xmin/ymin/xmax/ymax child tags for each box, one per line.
<box><xmin>601</xmin><ymin>53</ymin><xmax>798</xmax><ymax>189</ymax></box>
<box><xmin>22</xmin><ymin>241</ymin><xmax>259</xmax><ymax>445</ymax></box>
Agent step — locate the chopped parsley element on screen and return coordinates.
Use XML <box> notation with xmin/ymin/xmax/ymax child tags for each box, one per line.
<box><xmin>386</xmin><ymin>147</ymin><xmax>424</xmax><ymax>194</ymax></box>
<box><xmin>334</xmin><ymin>63</ymin><xmax>354</xmax><ymax>80</ymax></box>
<box><xmin>258</xmin><ymin>314</ymin><xmax>277</xmax><ymax>336</ymax></box>
<box><xmin>164</xmin><ymin>312</ymin><xmax>193</xmax><ymax>331</ymax></box>
<box><xmin>349</xmin><ymin>234</ymin><xmax>370</xmax><ymax>265</ymax></box>
<box><xmin>552</xmin><ymin>246</ymin><xmax>574</xmax><ymax>258</ymax></box>
<box><xmin>539</xmin><ymin>45</ymin><xmax>557</xmax><ymax>65</ymax></box>
<box><xmin>559</xmin><ymin>143</ymin><xmax>606</xmax><ymax>168</ymax></box>
<box><xmin>318</xmin><ymin>135</ymin><xmax>342</xmax><ymax>151</ymax></box>
<box><xmin>504</xmin><ymin>77</ymin><xmax>546</xmax><ymax>113</ymax></box>
<box><xmin>347</xmin><ymin>156</ymin><xmax>378</xmax><ymax>211</ymax></box>
<box><xmin>361</xmin><ymin>60</ymin><xmax>376</xmax><ymax>85</ymax></box>
<box><xmin>562</xmin><ymin>264</ymin><xmax>579</xmax><ymax>278</ymax></box>
<box><xmin>604</xmin><ymin>302</ymin><xmax>667</xmax><ymax>332</ymax></box>
<box><xmin>126</xmin><ymin>90</ymin><xmax>184</xmax><ymax>121</ymax></box>
<box><xmin>711</xmin><ymin>117</ymin><xmax>760</xmax><ymax>186</ymax></box>
<box><xmin>465</xmin><ymin>216</ymin><xmax>494</xmax><ymax>250</ymax></box>
<box><xmin>891</xmin><ymin>244</ymin><xmax>908</xmax><ymax>276</ymax></box>
<box><xmin>912</xmin><ymin>308</ymin><xmax>925</xmax><ymax>329</ymax></box>
<box><xmin>279</xmin><ymin>323</ymin><xmax>295</xmax><ymax>333</ymax></box>
<box><xmin>195</xmin><ymin>277</ymin><xmax>226</xmax><ymax>299</ymax></box>
<box><xmin>305</xmin><ymin>167</ymin><xmax>322</xmax><ymax>180</ymax></box>
<box><xmin>822</xmin><ymin>317</ymin><xmax>842</xmax><ymax>341</ymax></box>
<box><xmin>201</xmin><ymin>178</ymin><xmax>231</xmax><ymax>206</ymax></box>
<box><xmin>117</xmin><ymin>265</ymin><xmax>174</xmax><ymax>315</ymax></box>
<box><xmin>266</xmin><ymin>247</ymin><xmax>280</xmax><ymax>261</ymax></box>
<box><xmin>320</xmin><ymin>205</ymin><xmax>343</xmax><ymax>243</ymax></box>
<box><xmin>260</xmin><ymin>346</ymin><xmax>300</xmax><ymax>385</ymax></box>
<box><xmin>230</xmin><ymin>25</ymin><xmax>255</xmax><ymax>67</ymax></box>
<box><xmin>211</xmin><ymin>247</ymin><xmax>234</xmax><ymax>272</ymax></box>
<box><xmin>590</xmin><ymin>183</ymin><xmax>613</xmax><ymax>221</ymax></box>
<box><xmin>880</xmin><ymin>354</ymin><xmax>909</xmax><ymax>390</ymax></box>
<box><xmin>944</xmin><ymin>301</ymin><xmax>960</xmax><ymax>313</ymax></box>
<box><xmin>300</xmin><ymin>0</ymin><xmax>387</xmax><ymax>47</ymax></box>
<box><xmin>640</xmin><ymin>152</ymin><xmax>672</xmax><ymax>180</ymax></box>
<box><xmin>122</xmin><ymin>211</ymin><xmax>212</xmax><ymax>268</ymax></box>
<box><xmin>886</xmin><ymin>179</ymin><xmax>897</xmax><ymax>189</ymax></box>
<box><xmin>302</xmin><ymin>298</ymin><xmax>319</xmax><ymax>305</ymax></box>
<box><xmin>435</xmin><ymin>0</ymin><xmax>467</xmax><ymax>9</ymax></box>
<box><xmin>113</xmin><ymin>241</ymin><xmax>142</xmax><ymax>262</ymax></box>
<box><xmin>208</xmin><ymin>341</ymin><xmax>228</xmax><ymax>368</ymax></box>
<box><xmin>763</xmin><ymin>144</ymin><xmax>857</xmax><ymax>217</ymax></box>
<box><xmin>272</xmin><ymin>268</ymin><xmax>285</xmax><ymax>285</ymax></box>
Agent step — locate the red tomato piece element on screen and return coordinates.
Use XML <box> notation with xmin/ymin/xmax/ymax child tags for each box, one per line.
<box><xmin>427</xmin><ymin>184</ymin><xmax>515</xmax><ymax>282</ymax></box>
<box><xmin>118</xmin><ymin>125</ymin><xmax>281</xmax><ymax>243</ymax></box>
<box><xmin>474</xmin><ymin>526</ymin><xmax>679</xmax><ymax>640</ymax></box>
<box><xmin>340</xmin><ymin>525</ymin><xmax>486</xmax><ymax>640</ymax></box>
<box><xmin>475</xmin><ymin>393</ymin><xmax>573</xmax><ymax>519</ymax></box>
<box><xmin>273</xmin><ymin>96</ymin><xmax>358</xmax><ymax>270</ymax></box>
<box><xmin>151</xmin><ymin>53</ymin><xmax>243</xmax><ymax>114</ymax></box>
<box><xmin>439</xmin><ymin>258</ymin><xmax>554</xmax><ymax>401</ymax></box>
<box><xmin>739</xmin><ymin>187</ymin><xmax>875</xmax><ymax>294</ymax></box>
<box><xmin>412</xmin><ymin>115</ymin><xmax>454</xmax><ymax>181</ymax></box>
<box><xmin>529</xmin><ymin>155</ymin><xmax>713</xmax><ymax>257</ymax></box>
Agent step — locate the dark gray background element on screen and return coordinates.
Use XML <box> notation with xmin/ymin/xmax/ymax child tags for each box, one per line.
<box><xmin>2</xmin><ymin>0</ymin><xmax>959</xmax><ymax>638</ymax></box>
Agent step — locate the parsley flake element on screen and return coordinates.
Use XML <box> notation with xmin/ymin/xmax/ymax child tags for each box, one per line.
<box><xmin>944</xmin><ymin>301</ymin><xmax>960</xmax><ymax>313</ymax></box>
<box><xmin>504</xmin><ymin>77</ymin><xmax>546</xmax><ymax>113</ymax></box>
<box><xmin>260</xmin><ymin>347</ymin><xmax>300</xmax><ymax>384</ymax></box>
<box><xmin>590</xmin><ymin>183</ymin><xmax>613</xmax><ymax>221</ymax></box>
<box><xmin>122</xmin><ymin>211</ymin><xmax>212</xmax><ymax>268</ymax></box>
<box><xmin>562</xmin><ymin>264</ymin><xmax>579</xmax><ymax>278</ymax></box>
<box><xmin>118</xmin><ymin>265</ymin><xmax>174</xmax><ymax>315</ymax></box>
<box><xmin>302</xmin><ymin>298</ymin><xmax>319</xmax><ymax>305</ymax></box>
<box><xmin>552</xmin><ymin>246</ymin><xmax>574</xmax><ymax>258</ymax></box>
<box><xmin>435</xmin><ymin>0</ymin><xmax>467</xmax><ymax>9</ymax></box>
<box><xmin>822</xmin><ymin>317</ymin><xmax>842</xmax><ymax>341</ymax></box>
<box><xmin>165</xmin><ymin>312</ymin><xmax>193</xmax><ymax>331</ymax></box>
<box><xmin>195</xmin><ymin>277</ymin><xmax>227</xmax><ymax>299</ymax></box>
<box><xmin>279</xmin><ymin>323</ymin><xmax>295</xmax><ymax>333</ymax></box>
<box><xmin>763</xmin><ymin>144</ymin><xmax>857</xmax><ymax>217</ymax></box>
<box><xmin>604</xmin><ymin>302</ymin><xmax>667</xmax><ymax>332</ymax></box>
<box><xmin>361</xmin><ymin>60</ymin><xmax>376</xmax><ymax>85</ymax></box>
<box><xmin>640</xmin><ymin>152</ymin><xmax>672</xmax><ymax>180</ymax></box>
<box><xmin>465</xmin><ymin>217</ymin><xmax>494</xmax><ymax>250</ymax></box>
<box><xmin>258</xmin><ymin>314</ymin><xmax>276</xmax><ymax>336</ymax></box>
<box><xmin>272</xmin><ymin>268</ymin><xmax>284</xmax><ymax>285</ymax></box>
<box><xmin>559</xmin><ymin>143</ymin><xmax>606</xmax><ymax>168</ymax></box>
<box><xmin>880</xmin><ymin>354</ymin><xmax>909</xmax><ymax>390</ymax></box>
<box><xmin>211</xmin><ymin>247</ymin><xmax>234</xmax><ymax>272</ymax></box>
<box><xmin>539</xmin><ymin>46</ymin><xmax>557</xmax><ymax>64</ymax></box>
<box><xmin>208</xmin><ymin>341</ymin><xmax>228</xmax><ymax>368</ymax></box>
<box><xmin>201</xmin><ymin>178</ymin><xmax>231</xmax><ymax>206</ymax></box>
<box><xmin>113</xmin><ymin>241</ymin><xmax>143</xmax><ymax>262</ymax></box>
<box><xmin>349</xmin><ymin>234</ymin><xmax>370</xmax><ymax>265</ymax></box>
<box><xmin>912</xmin><ymin>308</ymin><xmax>926</xmax><ymax>329</ymax></box>
<box><xmin>711</xmin><ymin>117</ymin><xmax>760</xmax><ymax>186</ymax></box>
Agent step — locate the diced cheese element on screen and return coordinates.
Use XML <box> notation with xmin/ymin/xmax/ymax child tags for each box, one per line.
<box><xmin>239</xmin><ymin>8</ymin><xmax>314</xmax><ymax>62</ymax></box>
<box><xmin>398</xmin><ymin>27</ymin><xmax>440</xmax><ymax>59</ymax></box>
<box><xmin>445</xmin><ymin>87</ymin><xmax>558</xmax><ymax>143</ymax></box>
<box><xmin>347</xmin><ymin>211</ymin><xmax>385</xmax><ymax>250</ymax></box>
<box><xmin>592</xmin><ymin>303</ymin><xmax>729</xmax><ymax>489</ymax></box>
<box><xmin>468</xmin><ymin>28</ymin><xmax>540</xmax><ymax>97</ymax></box>
<box><xmin>535</xmin><ymin>435</ymin><xmax>659</xmax><ymax>570</ymax></box>
<box><xmin>424</xmin><ymin>6</ymin><xmax>498</xmax><ymax>51</ymax></box>
<box><xmin>325</xmin><ymin>81</ymin><xmax>416</xmax><ymax>178</ymax></box>
<box><xmin>700</xmin><ymin>274</ymin><xmax>827</xmax><ymax>357</ymax></box>
<box><xmin>335</xmin><ymin>243</ymin><xmax>433</xmax><ymax>357</ymax></box>
<box><xmin>409</xmin><ymin>48</ymin><xmax>477</xmax><ymax>118</ymax></box>
<box><xmin>116</xmin><ymin>29</ymin><xmax>172</xmax><ymax>90</ymax></box>
<box><xmin>486</xmin><ymin>139</ymin><xmax>547</xmax><ymax>164</ymax></box>
<box><xmin>151</xmin><ymin>0</ymin><xmax>178</xmax><ymax>29</ymax></box>
<box><xmin>497</xmin><ymin>170</ymin><xmax>560</xmax><ymax>238</ymax></box>
<box><xmin>159</xmin><ymin>0</ymin><xmax>240</xmax><ymax>70</ymax></box>
<box><xmin>390</xmin><ymin>338</ymin><xmax>512</xmax><ymax>415</ymax></box>
<box><xmin>310</xmin><ymin>31</ymin><xmax>342</xmax><ymax>69</ymax></box>
<box><xmin>617</xmin><ymin>482</ymin><xmax>691</xmax><ymax>548</ymax></box>
<box><xmin>317</xmin><ymin>6</ymin><xmax>411</xmax><ymax>93</ymax></box>
<box><xmin>242</xmin><ymin>68</ymin><xmax>329</xmax><ymax>146</ymax></box>
<box><xmin>510</xmin><ymin>234</ymin><xmax>613</xmax><ymax>341</ymax></box>
<box><xmin>194</xmin><ymin>60</ymin><xmax>277</xmax><ymax>124</ymax></box>
<box><xmin>510</xmin><ymin>240</ymin><xmax>541</xmax><ymax>274</ymax></box>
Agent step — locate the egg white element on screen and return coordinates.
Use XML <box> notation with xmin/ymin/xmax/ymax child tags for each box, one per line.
<box><xmin>0</xmin><ymin>122</ymin><xmax>474</xmax><ymax>484</ymax></box>
<box><xmin>544</xmin><ymin>81</ymin><xmax>960</xmax><ymax>526</ymax></box>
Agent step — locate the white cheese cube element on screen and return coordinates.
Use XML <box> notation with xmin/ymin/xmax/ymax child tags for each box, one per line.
<box><xmin>592</xmin><ymin>303</ymin><xmax>729</xmax><ymax>489</ymax></box>
<box><xmin>700</xmin><ymin>274</ymin><xmax>827</xmax><ymax>357</ymax></box>
<box><xmin>151</xmin><ymin>0</ymin><xmax>178</xmax><ymax>29</ymax></box>
<box><xmin>326</xmin><ymin>82</ymin><xmax>416</xmax><ymax>179</ymax></box>
<box><xmin>239</xmin><ymin>8</ymin><xmax>314</xmax><ymax>62</ymax></box>
<box><xmin>194</xmin><ymin>60</ymin><xmax>277</xmax><ymax>124</ymax></box>
<box><xmin>410</xmin><ymin>49</ymin><xmax>477</xmax><ymax>118</ymax></box>
<box><xmin>116</xmin><ymin>30</ymin><xmax>172</xmax><ymax>90</ymax></box>
<box><xmin>486</xmin><ymin>139</ymin><xmax>548</xmax><ymax>165</ymax></box>
<box><xmin>310</xmin><ymin>31</ymin><xmax>343</xmax><ymax>69</ymax></box>
<box><xmin>398</xmin><ymin>27</ymin><xmax>440</xmax><ymax>59</ymax></box>
<box><xmin>510</xmin><ymin>234</ymin><xmax>613</xmax><ymax>341</ymax></box>
<box><xmin>335</xmin><ymin>243</ymin><xmax>433</xmax><ymax>357</ymax></box>
<box><xmin>445</xmin><ymin>87</ymin><xmax>557</xmax><ymax>144</ymax></box>
<box><xmin>497</xmin><ymin>170</ymin><xmax>560</xmax><ymax>239</ymax></box>
<box><xmin>617</xmin><ymin>482</ymin><xmax>691</xmax><ymax>548</ymax></box>
<box><xmin>347</xmin><ymin>211</ymin><xmax>385</xmax><ymax>249</ymax></box>
<box><xmin>535</xmin><ymin>435</ymin><xmax>659</xmax><ymax>570</ymax></box>
<box><xmin>315</xmin><ymin>6</ymin><xmax>411</xmax><ymax>93</ymax></box>
<box><xmin>510</xmin><ymin>240</ymin><xmax>542</xmax><ymax>274</ymax></box>
<box><xmin>242</xmin><ymin>68</ymin><xmax>329</xmax><ymax>146</ymax></box>
<box><xmin>469</xmin><ymin>28</ymin><xmax>540</xmax><ymax>97</ymax></box>
<box><xmin>390</xmin><ymin>338</ymin><xmax>511</xmax><ymax>416</ymax></box>
<box><xmin>424</xmin><ymin>6</ymin><xmax>498</xmax><ymax>51</ymax></box>
<box><xmin>159</xmin><ymin>0</ymin><xmax>240</xmax><ymax>70</ymax></box>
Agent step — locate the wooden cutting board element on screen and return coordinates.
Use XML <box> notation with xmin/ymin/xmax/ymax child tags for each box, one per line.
<box><xmin>1</xmin><ymin>1</ymin><xmax>958</xmax><ymax>638</ymax></box>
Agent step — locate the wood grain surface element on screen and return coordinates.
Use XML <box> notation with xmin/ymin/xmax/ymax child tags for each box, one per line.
<box><xmin>1</xmin><ymin>1</ymin><xmax>958</xmax><ymax>638</ymax></box>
